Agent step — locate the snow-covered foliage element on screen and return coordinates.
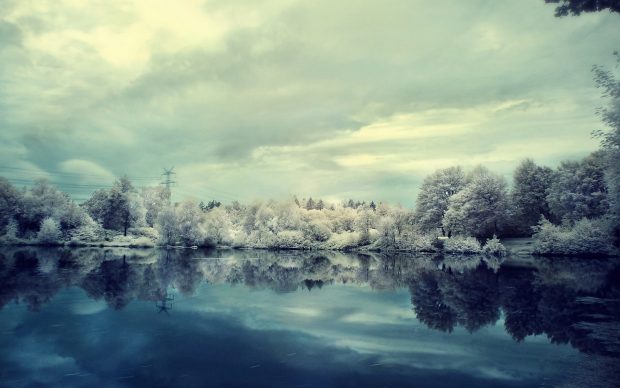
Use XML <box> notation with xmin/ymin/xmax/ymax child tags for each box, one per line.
<box><xmin>443</xmin><ymin>236</ymin><xmax>482</xmax><ymax>254</ymax></box>
<box><xmin>37</xmin><ymin>217</ymin><xmax>62</xmax><ymax>245</ymax></box>
<box><xmin>532</xmin><ymin>218</ymin><xmax>616</xmax><ymax>257</ymax></box>
<box><xmin>414</xmin><ymin>166</ymin><xmax>465</xmax><ymax>233</ymax></box>
<box><xmin>546</xmin><ymin>152</ymin><xmax>609</xmax><ymax>223</ymax></box>
<box><xmin>482</xmin><ymin>235</ymin><xmax>507</xmax><ymax>257</ymax></box>
<box><xmin>442</xmin><ymin>167</ymin><xmax>509</xmax><ymax>239</ymax></box>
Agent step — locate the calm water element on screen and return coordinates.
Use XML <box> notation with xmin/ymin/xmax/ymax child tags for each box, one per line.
<box><xmin>0</xmin><ymin>248</ymin><xmax>618</xmax><ymax>388</ymax></box>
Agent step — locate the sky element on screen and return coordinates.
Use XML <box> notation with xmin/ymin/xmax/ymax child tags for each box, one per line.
<box><xmin>1</xmin><ymin>0</ymin><xmax>619</xmax><ymax>205</ymax></box>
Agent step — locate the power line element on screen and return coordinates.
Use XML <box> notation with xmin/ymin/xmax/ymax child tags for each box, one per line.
<box><xmin>0</xmin><ymin>166</ymin><xmax>159</xmax><ymax>181</ymax></box>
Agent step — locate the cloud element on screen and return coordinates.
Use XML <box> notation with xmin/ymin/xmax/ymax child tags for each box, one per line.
<box><xmin>0</xmin><ymin>0</ymin><xmax>618</xmax><ymax>204</ymax></box>
<box><xmin>59</xmin><ymin>159</ymin><xmax>115</xmax><ymax>181</ymax></box>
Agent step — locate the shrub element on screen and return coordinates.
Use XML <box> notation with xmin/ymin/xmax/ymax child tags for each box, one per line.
<box><xmin>37</xmin><ymin>217</ymin><xmax>62</xmax><ymax>245</ymax></box>
<box><xmin>533</xmin><ymin>218</ymin><xmax>615</xmax><ymax>256</ymax></box>
<box><xmin>303</xmin><ymin>220</ymin><xmax>332</xmax><ymax>242</ymax></box>
<box><xmin>128</xmin><ymin>236</ymin><xmax>156</xmax><ymax>248</ymax></box>
<box><xmin>482</xmin><ymin>235</ymin><xmax>507</xmax><ymax>257</ymax></box>
<box><xmin>69</xmin><ymin>220</ymin><xmax>105</xmax><ymax>243</ymax></box>
<box><xmin>273</xmin><ymin>230</ymin><xmax>308</xmax><ymax>249</ymax></box>
<box><xmin>443</xmin><ymin>236</ymin><xmax>481</xmax><ymax>254</ymax></box>
<box><xmin>323</xmin><ymin>231</ymin><xmax>362</xmax><ymax>250</ymax></box>
<box><xmin>398</xmin><ymin>231</ymin><xmax>436</xmax><ymax>251</ymax></box>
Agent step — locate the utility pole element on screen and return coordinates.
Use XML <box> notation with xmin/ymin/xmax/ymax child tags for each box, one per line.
<box><xmin>161</xmin><ymin>167</ymin><xmax>176</xmax><ymax>203</ymax></box>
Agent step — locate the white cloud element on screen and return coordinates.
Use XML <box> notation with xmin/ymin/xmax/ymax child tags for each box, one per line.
<box><xmin>1</xmin><ymin>0</ymin><xmax>618</xmax><ymax>204</ymax></box>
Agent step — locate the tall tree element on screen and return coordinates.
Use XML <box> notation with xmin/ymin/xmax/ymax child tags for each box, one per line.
<box><xmin>442</xmin><ymin>167</ymin><xmax>509</xmax><ymax>238</ymax></box>
<box><xmin>0</xmin><ymin>177</ymin><xmax>21</xmax><ymax>235</ymax></box>
<box><xmin>83</xmin><ymin>176</ymin><xmax>144</xmax><ymax>236</ymax></box>
<box><xmin>546</xmin><ymin>152</ymin><xmax>609</xmax><ymax>223</ymax></box>
<box><xmin>414</xmin><ymin>166</ymin><xmax>466</xmax><ymax>233</ymax></box>
<box><xmin>593</xmin><ymin>53</ymin><xmax>620</xmax><ymax>245</ymax></box>
<box><xmin>511</xmin><ymin>159</ymin><xmax>554</xmax><ymax>232</ymax></box>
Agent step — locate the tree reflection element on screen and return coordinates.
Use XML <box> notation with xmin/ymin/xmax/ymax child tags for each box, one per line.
<box><xmin>0</xmin><ymin>247</ymin><xmax>618</xmax><ymax>357</ymax></box>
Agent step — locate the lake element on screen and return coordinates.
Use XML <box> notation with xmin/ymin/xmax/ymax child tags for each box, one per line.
<box><xmin>0</xmin><ymin>247</ymin><xmax>618</xmax><ymax>387</ymax></box>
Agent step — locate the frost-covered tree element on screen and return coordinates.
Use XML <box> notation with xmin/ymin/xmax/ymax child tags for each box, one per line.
<box><xmin>16</xmin><ymin>179</ymin><xmax>89</xmax><ymax>237</ymax></box>
<box><xmin>415</xmin><ymin>166</ymin><xmax>466</xmax><ymax>233</ymax></box>
<box><xmin>176</xmin><ymin>200</ymin><xmax>205</xmax><ymax>246</ymax></box>
<box><xmin>511</xmin><ymin>159</ymin><xmax>553</xmax><ymax>232</ymax></box>
<box><xmin>156</xmin><ymin>206</ymin><xmax>178</xmax><ymax>245</ymax></box>
<box><xmin>546</xmin><ymin>152</ymin><xmax>609</xmax><ymax>223</ymax></box>
<box><xmin>0</xmin><ymin>177</ymin><xmax>21</xmax><ymax>235</ymax></box>
<box><xmin>141</xmin><ymin>186</ymin><xmax>169</xmax><ymax>227</ymax></box>
<box><xmin>37</xmin><ymin>217</ymin><xmax>62</xmax><ymax>245</ymax></box>
<box><xmin>377</xmin><ymin>216</ymin><xmax>397</xmax><ymax>249</ymax></box>
<box><xmin>83</xmin><ymin>176</ymin><xmax>144</xmax><ymax>236</ymax></box>
<box><xmin>204</xmin><ymin>207</ymin><xmax>232</xmax><ymax>245</ymax></box>
<box><xmin>442</xmin><ymin>167</ymin><xmax>509</xmax><ymax>238</ymax></box>
<box><xmin>354</xmin><ymin>207</ymin><xmax>376</xmax><ymax>244</ymax></box>
<box><xmin>82</xmin><ymin>189</ymin><xmax>110</xmax><ymax>225</ymax></box>
<box><xmin>593</xmin><ymin>53</ymin><xmax>620</xmax><ymax>245</ymax></box>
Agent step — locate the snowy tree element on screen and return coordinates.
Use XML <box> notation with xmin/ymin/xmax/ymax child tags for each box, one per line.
<box><xmin>0</xmin><ymin>177</ymin><xmax>21</xmax><ymax>235</ymax></box>
<box><xmin>141</xmin><ymin>186</ymin><xmax>169</xmax><ymax>227</ymax></box>
<box><xmin>176</xmin><ymin>200</ymin><xmax>206</xmax><ymax>246</ymax></box>
<box><xmin>354</xmin><ymin>207</ymin><xmax>376</xmax><ymax>244</ymax></box>
<box><xmin>204</xmin><ymin>207</ymin><xmax>232</xmax><ymax>245</ymax></box>
<box><xmin>83</xmin><ymin>176</ymin><xmax>144</xmax><ymax>236</ymax></box>
<box><xmin>443</xmin><ymin>167</ymin><xmax>509</xmax><ymax>238</ymax></box>
<box><xmin>593</xmin><ymin>54</ymin><xmax>620</xmax><ymax>245</ymax></box>
<box><xmin>415</xmin><ymin>166</ymin><xmax>466</xmax><ymax>233</ymax></box>
<box><xmin>156</xmin><ymin>206</ymin><xmax>178</xmax><ymax>245</ymax></box>
<box><xmin>82</xmin><ymin>189</ymin><xmax>110</xmax><ymax>225</ymax></box>
<box><xmin>510</xmin><ymin>159</ymin><xmax>553</xmax><ymax>232</ymax></box>
<box><xmin>37</xmin><ymin>217</ymin><xmax>62</xmax><ymax>245</ymax></box>
<box><xmin>546</xmin><ymin>152</ymin><xmax>609</xmax><ymax>223</ymax></box>
<box><xmin>377</xmin><ymin>216</ymin><xmax>397</xmax><ymax>249</ymax></box>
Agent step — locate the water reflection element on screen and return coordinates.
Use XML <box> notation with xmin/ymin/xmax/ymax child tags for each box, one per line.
<box><xmin>1</xmin><ymin>247</ymin><xmax>618</xmax><ymax>358</ymax></box>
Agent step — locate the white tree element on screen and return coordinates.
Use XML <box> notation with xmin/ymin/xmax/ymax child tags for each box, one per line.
<box><xmin>156</xmin><ymin>206</ymin><xmax>178</xmax><ymax>245</ymax></box>
<box><xmin>204</xmin><ymin>207</ymin><xmax>232</xmax><ymax>245</ymax></box>
<box><xmin>510</xmin><ymin>159</ymin><xmax>553</xmax><ymax>231</ymax></box>
<box><xmin>37</xmin><ymin>217</ymin><xmax>62</xmax><ymax>245</ymax></box>
<box><xmin>415</xmin><ymin>166</ymin><xmax>466</xmax><ymax>233</ymax></box>
<box><xmin>443</xmin><ymin>167</ymin><xmax>509</xmax><ymax>238</ymax></box>
<box><xmin>176</xmin><ymin>200</ymin><xmax>205</xmax><ymax>246</ymax></box>
<box><xmin>141</xmin><ymin>186</ymin><xmax>169</xmax><ymax>227</ymax></box>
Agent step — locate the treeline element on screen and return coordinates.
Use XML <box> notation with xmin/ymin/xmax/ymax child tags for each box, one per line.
<box><xmin>0</xmin><ymin>174</ymin><xmax>502</xmax><ymax>254</ymax></box>
<box><xmin>0</xmin><ymin>148</ymin><xmax>616</xmax><ymax>257</ymax></box>
<box><xmin>414</xmin><ymin>152</ymin><xmax>617</xmax><ymax>256</ymax></box>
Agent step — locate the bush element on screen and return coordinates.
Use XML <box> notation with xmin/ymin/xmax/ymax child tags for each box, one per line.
<box><xmin>533</xmin><ymin>218</ymin><xmax>616</xmax><ymax>256</ymax></box>
<box><xmin>443</xmin><ymin>236</ymin><xmax>481</xmax><ymax>254</ymax></box>
<box><xmin>37</xmin><ymin>217</ymin><xmax>62</xmax><ymax>245</ymax></box>
<box><xmin>128</xmin><ymin>236</ymin><xmax>156</xmax><ymax>248</ymax></box>
<box><xmin>303</xmin><ymin>220</ymin><xmax>332</xmax><ymax>242</ymax></box>
<box><xmin>482</xmin><ymin>235</ymin><xmax>507</xmax><ymax>257</ymax></box>
<box><xmin>69</xmin><ymin>220</ymin><xmax>105</xmax><ymax>243</ymax></box>
<box><xmin>273</xmin><ymin>230</ymin><xmax>308</xmax><ymax>249</ymax></box>
<box><xmin>398</xmin><ymin>231</ymin><xmax>436</xmax><ymax>251</ymax></box>
<box><xmin>128</xmin><ymin>227</ymin><xmax>159</xmax><ymax>240</ymax></box>
<box><xmin>323</xmin><ymin>231</ymin><xmax>362</xmax><ymax>250</ymax></box>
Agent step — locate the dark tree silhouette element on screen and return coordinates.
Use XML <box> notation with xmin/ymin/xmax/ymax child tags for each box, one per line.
<box><xmin>545</xmin><ymin>0</ymin><xmax>620</xmax><ymax>16</ymax></box>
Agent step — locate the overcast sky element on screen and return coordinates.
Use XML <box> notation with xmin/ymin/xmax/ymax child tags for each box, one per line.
<box><xmin>1</xmin><ymin>0</ymin><xmax>619</xmax><ymax>205</ymax></box>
